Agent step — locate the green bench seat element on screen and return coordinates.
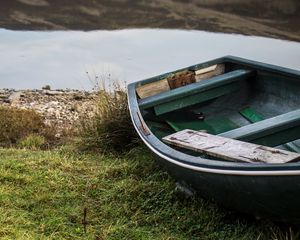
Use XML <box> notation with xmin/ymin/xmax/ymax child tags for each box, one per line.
<box><xmin>220</xmin><ymin>109</ymin><xmax>300</xmax><ymax>147</ymax></box>
<box><xmin>138</xmin><ymin>69</ymin><xmax>254</xmax><ymax>115</ymax></box>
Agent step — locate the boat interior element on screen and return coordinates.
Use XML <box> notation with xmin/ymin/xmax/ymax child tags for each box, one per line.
<box><xmin>135</xmin><ymin>60</ymin><xmax>300</xmax><ymax>163</ymax></box>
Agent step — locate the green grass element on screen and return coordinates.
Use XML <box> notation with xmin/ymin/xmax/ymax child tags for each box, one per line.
<box><xmin>0</xmin><ymin>147</ymin><xmax>297</xmax><ymax>240</ymax></box>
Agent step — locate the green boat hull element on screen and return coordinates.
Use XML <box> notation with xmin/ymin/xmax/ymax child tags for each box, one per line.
<box><xmin>128</xmin><ymin>56</ymin><xmax>300</xmax><ymax>223</ymax></box>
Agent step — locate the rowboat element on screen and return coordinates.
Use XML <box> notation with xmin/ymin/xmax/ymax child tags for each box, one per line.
<box><xmin>127</xmin><ymin>56</ymin><xmax>300</xmax><ymax>223</ymax></box>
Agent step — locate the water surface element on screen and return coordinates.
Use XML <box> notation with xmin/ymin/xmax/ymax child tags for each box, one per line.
<box><xmin>0</xmin><ymin>29</ymin><xmax>299</xmax><ymax>89</ymax></box>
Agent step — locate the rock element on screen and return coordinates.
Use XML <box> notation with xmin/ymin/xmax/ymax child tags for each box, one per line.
<box><xmin>43</xmin><ymin>90</ymin><xmax>65</xmax><ymax>95</ymax></box>
<box><xmin>73</xmin><ymin>94</ymin><xmax>83</xmax><ymax>100</ymax></box>
<box><xmin>8</xmin><ymin>91</ymin><xmax>23</xmax><ymax>104</ymax></box>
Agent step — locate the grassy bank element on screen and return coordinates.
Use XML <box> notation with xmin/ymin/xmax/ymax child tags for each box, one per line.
<box><xmin>0</xmin><ymin>147</ymin><xmax>295</xmax><ymax>240</ymax></box>
<box><xmin>1</xmin><ymin>86</ymin><xmax>299</xmax><ymax>239</ymax></box>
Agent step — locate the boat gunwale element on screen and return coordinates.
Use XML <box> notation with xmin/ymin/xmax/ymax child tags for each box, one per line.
<box><xmin>128</xmin><ymin>56</ymin><xmax>300</xmax><ymax>176</ymax></box>
<box><xmin>134</xmin><ymin>56</ymin><xmax>300</xmax><ymax>88</ymax></box>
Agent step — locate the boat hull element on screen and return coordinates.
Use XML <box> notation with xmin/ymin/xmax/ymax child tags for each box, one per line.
<box><xmin>128</xmin><ymin>56</ymin><xmax>300</xmax><ymax>223</ymax></box>
<box><xmin>156</xmin><ymin>153</ymin><xmax>300</xmax><ymax>223</ymax></box>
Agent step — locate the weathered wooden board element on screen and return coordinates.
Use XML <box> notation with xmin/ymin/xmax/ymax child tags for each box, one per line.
<box><xmin>163</xmin><ymin>129</ymin><xmax>300</xmax><ymax>164</ymax></box>
<box><xmin>195</xmin><ymin>64</ymin><xmax>218</xmax><ymax>75</ymax></box>
<box><xmin>136</xmin><ymin>79</ymin><xmax>170</xmax><ymax>99</ymax></box>
<box><xmin>195</xmin><ymin>64</ymin><xmax>225</xmax><ymax>82</ymax></box>
<box><xmin>167</xmin><ymin>71</ymin><xmax>196</xmax><ymax>89</ymax></box>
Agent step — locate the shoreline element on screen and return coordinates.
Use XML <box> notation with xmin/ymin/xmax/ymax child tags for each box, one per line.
<box><xmin>0</xmin><ymin>88</ymin><xmax>96</xmax><ymax>132</ymax></box>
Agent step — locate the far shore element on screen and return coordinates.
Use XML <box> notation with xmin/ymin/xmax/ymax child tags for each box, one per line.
<box><xmin>1</xmin><ymin>0</ymin><xmax>299</xmax><ymax>42</ymax></box>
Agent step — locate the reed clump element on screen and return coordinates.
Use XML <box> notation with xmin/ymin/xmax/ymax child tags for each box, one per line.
<box><xmin>77</xmin><ymin>81</ymin><xmax>139</xmax><ymax>154</ymax></box>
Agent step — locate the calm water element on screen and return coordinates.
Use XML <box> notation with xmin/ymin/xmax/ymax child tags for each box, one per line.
<box><xmin>0</xmin><ymin>29</ymin><xmax>299</xmax><ymax>90</ymax></box>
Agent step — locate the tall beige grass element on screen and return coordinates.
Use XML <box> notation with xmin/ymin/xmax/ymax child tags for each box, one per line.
<box><xmin>77</xmin><ymin>79</ymin><xmax>139</xmax><ymax>154</ymax></box>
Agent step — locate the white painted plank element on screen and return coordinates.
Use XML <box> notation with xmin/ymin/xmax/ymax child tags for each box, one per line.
<box><xmin>162</xmin><ymin>129</ymin><xmax>300</xmax><ymax>164</ymax></box>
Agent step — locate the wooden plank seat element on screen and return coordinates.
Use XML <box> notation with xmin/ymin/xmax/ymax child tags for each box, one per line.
<box><xmin>163</xmin><ymin>129</ymin><xmax>300</xmax><ymax>164</ymax></box>
<box><xmin>220</xmin><ymin>109</ymin><xmax>300</xmax><ymax>147</ymax></box>
<box><xmin>138</xmin><ymin>69</ymin><xmax>254</xmax><ymax>115</ymax></box>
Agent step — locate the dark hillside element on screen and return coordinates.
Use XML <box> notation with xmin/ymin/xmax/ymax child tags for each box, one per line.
<box><xmin>0</xmin><ymin>0</ymin><xmax>299</xmax><ymax>41</ymax></box>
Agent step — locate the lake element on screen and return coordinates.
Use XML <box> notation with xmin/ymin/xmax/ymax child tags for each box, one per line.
<box><xmin>0</xmin><ymin>28</ymin><xmax>299</xmax><ymax>90</ymax></box>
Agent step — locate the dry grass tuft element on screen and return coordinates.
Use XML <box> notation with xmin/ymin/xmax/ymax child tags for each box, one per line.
<box><xmin>0</xmin><ymin>106</ymin><xmax>56</xmax><ymax>148</ymax></box>
<box><xmin>77</xmin><ymin>80</ymin><xmax>139</xmax><ymax>154</ymax></box>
